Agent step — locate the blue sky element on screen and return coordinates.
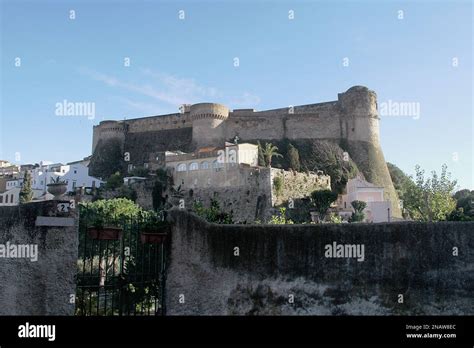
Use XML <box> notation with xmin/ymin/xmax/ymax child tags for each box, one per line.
<box><xmin>1</xmin><ymin>0</ymin><xmax>472</xmax><ymax>189</ymax></box>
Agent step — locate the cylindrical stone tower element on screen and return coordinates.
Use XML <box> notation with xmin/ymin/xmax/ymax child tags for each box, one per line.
<box><xmin>339</xmin><ymin>86</ymin><xmax>402</xmax><ymax>218</ymax></box>
<box><xmin>190</xmin><ymin>103</ymin><xmax>229</xmax><ymax>148</ymax></box>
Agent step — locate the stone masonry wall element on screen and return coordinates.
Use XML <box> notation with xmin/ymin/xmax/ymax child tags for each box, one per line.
<box><xmin>165</xmin><ymin>210</ymin><xmax>474</xmax><ymax>315</ymax></box>
<box><xmin>0</xmin><ymin>200</ymin><xmax>79</xmax><ymax>315</ymax></box>
<box><xmin>271</xmin><ymin>169</ymin><xmax>331</xmax><ymax>207</ymax></box>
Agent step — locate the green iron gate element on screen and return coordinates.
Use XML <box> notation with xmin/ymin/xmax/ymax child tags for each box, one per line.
<box><xmin>75</xmin><ymin>210</ymin><xmax>168</xmax><ymax>316</ymax></box>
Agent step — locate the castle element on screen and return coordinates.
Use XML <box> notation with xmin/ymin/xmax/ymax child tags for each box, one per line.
<box><xmin>91</xmin><ymin>85</ymin><xmax>401</xmax><ymax>217</ymax></box>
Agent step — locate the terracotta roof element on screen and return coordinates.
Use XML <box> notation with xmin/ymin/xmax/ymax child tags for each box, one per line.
<box><xmin>197</xmin><ymin>147</ymin><xmax>218</xmax><ymax>153</ymax></box>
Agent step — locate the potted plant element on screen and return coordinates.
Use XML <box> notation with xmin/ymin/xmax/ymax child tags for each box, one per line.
<box><xmin>87</xmin><ymin>210</ymin><xmax>123</xmax><ymax>240</ymax></box>
<box><xmin>140</xmin><ymin>212</ymin><xmax>170</xmax><ymax>244</ymax></box>
<box><xmin>47</xmin><ymin>176</ymin><xmax>68</xmax><ymax>199</ymax></box>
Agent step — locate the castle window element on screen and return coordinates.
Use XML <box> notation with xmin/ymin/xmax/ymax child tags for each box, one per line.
<box><xmin>200</xmin><ymin>161</ymin><xmax>209</xmax><ymax>170</ymax></box>
<box><xmin>189</xmin><ymin>162</ymin><xmax>198</xmax><ymax>171</ymax></box>
<box><xmin>177</xmin><ymin>163</ymin><xmax>187</xmax><ymax>172</ymax></box>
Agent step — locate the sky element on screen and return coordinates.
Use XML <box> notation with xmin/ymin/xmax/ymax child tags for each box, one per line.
<box><xmin>1</xmin><ymin>0</ymin><xmax>472</xmax><ymax>189</ymax></box>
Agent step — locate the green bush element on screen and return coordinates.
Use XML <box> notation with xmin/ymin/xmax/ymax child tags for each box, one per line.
<box><xmin>192</xmin><ymin>199</ymin><xmax>233</xmax><ymax>224</ymax></box>
<box><xmin>349</xmin><ymin>200</ymin><xmax>367</xmax><ymax>222</ymax></box>
<box><xmin>269</xmin><ymin>207</ymin><xmax>294</xmax><ymax>224</ymax></box>
<box><xmin>106</xmin><ymin>172</ymin><xmax>123</xmax><ymax>190</ymax></box>
<box><xmin>273</xmin><ymin>176</ymin><xmax>284</xmax><ymax>196</ymax></box>
<box><xmin>311</xmin><ymin>189</ymin><xmax>338</xmax><ymax>222</ymax></box>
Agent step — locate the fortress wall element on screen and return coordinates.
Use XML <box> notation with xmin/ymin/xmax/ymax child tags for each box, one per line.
<box><xmin>346</xmin><ymin>140</ymin><xmax>401</xmax><ymax>217</ymax></box>
<box><xmin>126</xmin><ymin>113</ymin><xmax>192</xmax><ymax>133</ymax></box>
<box><xmin>192</xmin><ymin>118</ymin><xmax>227</xmax><ymax>147</ymax></box>
<box><xmin>92</xmin><ymin>121</ymin><xmax>127</xmax><ymax>152</ymax></box>
<box><xmin>124</xmin><ymin>128</ymin><xmax>193</xmax><ymax>166</ymax></box>
<box><xmin>225</xmin><ymin>116</ymin><xmax>285</xmax><ymax>140</ymax></box>
<box><xmin>226</xmin><ymin>101</ymin><xmax>342</xmax><ymax>141</ymax></box>
<box><xmin>285</xmin><ymin>114</ymin><xmax>342</xmax><ymax>140</ymax></box>
<box><xmin>172</xmin><ymin>166</ymin><xmax>273</xmax><ymax>223</ymax></box>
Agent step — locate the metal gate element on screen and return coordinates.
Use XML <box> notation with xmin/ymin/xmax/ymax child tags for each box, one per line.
<box><xmin>75</xmin><ymin>210</ymin><xmax>168</xmax><ymax>316</ymax></box>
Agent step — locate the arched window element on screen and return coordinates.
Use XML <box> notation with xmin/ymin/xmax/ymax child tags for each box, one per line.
<box><xmin>200</xmin><ymin>161</ymin><xmax>209</xmax><ymax>170</ymax></box>
<box><xmin>189</xmin><ymin>162</ymin><xmax>198</xmax><ymax>171</ymax></box>
<box><xmin>177</xmin><ymin>163</ymin><xmax>187</xmax><ymax>172</ymax></box>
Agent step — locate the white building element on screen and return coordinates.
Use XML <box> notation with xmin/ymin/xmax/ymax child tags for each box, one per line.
<box><xmin>337</xmin><ymin>177</ymin><xmax>393</xmax><ymax>222</ymax></box>
<box><xmin>0</xmin><ymin>175</ymin><xmax>43</xmax><ymax>206</ymax></box>
<box><xmin>31</xmin><ymin>161</ymin><xmax>103</xmax><ymax>195</ymax></box>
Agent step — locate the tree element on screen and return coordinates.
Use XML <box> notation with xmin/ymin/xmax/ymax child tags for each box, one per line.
<box><xmin>386</xmin><ymin>162</ymin><xmax>417</xmax><ymax>218</ymax></box>
<box><xmin>257</xmin><ymin>141</ymin><xmax>266</xmax><ymax>167</ymax></box>
<box><xmin>130</xmin><ymin>166</ymin><xmax>150</xmax><ymax>177</ymax></box>
<box><xmin>298</xmin><ymin>140</ymin><xmax>359</xmax><ymax>193</ymax></box>
<box><xmin>105</xmin><ymin>171</ymin><xmax>123</xmax><ymax>190</ymax></box>
<box><xmin>311</xmin><ymin>189</ymin><xmax>338</xmax><ymax>222</ymax></box>
<box><xmin>193</xmin><ymin>199</ymin><xmax>233</xmax><ymax>224</ymax></box>
<box><xmin>262</xmin><ymin>142</ymin><xmax>283</xmax><ymax>167</ymax></box>
<box><xmin>402</xmin><ymin>164</ymin><xmax>457</xmax><ymax>222</ymax></box>
<box><xmin>269</xmin><ymin>207</ymin><xmax>294</xmax><ymax>224</ymax></box>
<box><xmin>349</xmin><ymin>200</ymin><xmax>367</xmax><ymax>222</ymax></box>
<box><xmin>19</xmin><ymin>171</ymin><xmax>33</xmax><ymax>204</ymax></box>
<box><xmin>453</xmin><ymin>189</ymin><xmax>474</xmax><ymax>217</ymax></box>
<box><xmin>152</xmin><ymin>181</ymin><xmax>165</xmax><ymax>211</ymax></box>
<box><xmin>287</xmin><ymin>143</ymin><xmax>301</xmax><ymax>172</ymax></box>
<box><xmin>80</xmin><ymin>198</ymin><xmax>144</xmax><ymax>221</ymax></box>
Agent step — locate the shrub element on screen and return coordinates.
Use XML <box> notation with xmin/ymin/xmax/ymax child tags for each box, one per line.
<box><xmin>105</xmin><ymin>172</ymin><xmax>123</xmax><ymax>190</ymax></box>
<box><xmin>273</xmin><ymin>176</ymin><xmax>283</xmax><ymax>196</ymax></box>
<box><xmin>311</xmin><ymin>189</ymin><xmax>338</xmax><ymax>222</ymax></box>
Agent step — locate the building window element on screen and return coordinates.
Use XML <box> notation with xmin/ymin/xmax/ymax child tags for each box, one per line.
<box><xmin>177</xmin><ymin>163</ymin><xmax>187</xmax><ymax>172</ymax></box>
<box><xmin>74</xmin><ymin>170</ymin><xmax>77</xmax><ymax>174</ymax></box>
<box><xmin>0</xmin><ymin>196</ymin><xmax>3</xmax><ymax>203</ymax></box>
<box><xmin>5</xmin><ymin>195</ymin><xmax>8</xmax><ymax>203</ymax></box>
<box><xmin>72</xmin><ymin>181</ymin><xmax>76</xmax><ymax>190</ymax></box>
<box><xmin>11</xmin><ymin>194</ymin><xmax>14</xmax><ymax>203</ymax></box>
<box><xmin>189</xmin><ymin>162</ymin><xmax>198</xmax><ymax>171</ymax></box>
<box><xmin>200</xmin><ymin>161</ymin><xmax>209</xmax><ymax>170</ymax></box>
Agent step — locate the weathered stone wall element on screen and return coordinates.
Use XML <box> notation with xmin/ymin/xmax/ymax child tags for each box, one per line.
<box><xmin>124</xmin><ymin>127</ymin><xmax>193</xmax><ymax>166</ymax></box>
<box><xmin>172</xmin><ymin>166</ymin><xmax>273</xmax><ymax>223</ymax></box>
<box><xmin>165</xmin><ymin>210</ymin><xmax>474</xmax><ymax>315</ymax></box>
<box><xmin>271</xmin><ymin>168</ymin><xmax>331</xmax><ymax>207</ymax></box>
<box><xmin>0</xmin><ymin>200</ymin><xmax>79</xmax><ymax>315</ymax></box>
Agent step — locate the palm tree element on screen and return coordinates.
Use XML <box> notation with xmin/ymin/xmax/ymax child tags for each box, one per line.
<box><xmin>262</xmin><ymin>142</ymin><xmax>283</xmax><ymax>168</ymax></box>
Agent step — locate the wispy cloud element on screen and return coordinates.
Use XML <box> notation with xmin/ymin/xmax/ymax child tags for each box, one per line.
<box><xmin>79</xmin><ymin>67</ymin><xmax>260</xmax><ymax>112</ymax></box>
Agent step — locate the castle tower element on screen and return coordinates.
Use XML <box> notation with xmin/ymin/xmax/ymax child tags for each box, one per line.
<box><xmin>339</xmin><ymin>86</ymin><xmax>402</xmax><ymax>218</ymax></box>
<box><xmin>92</xmin><ymin>120</ymin><xmax>127</xmax><ymax>153</ymax></box>
<box><xmin>190</xmin><ymin>103</ymin><xmax>229</xmax><ymax>148</ymax></box>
